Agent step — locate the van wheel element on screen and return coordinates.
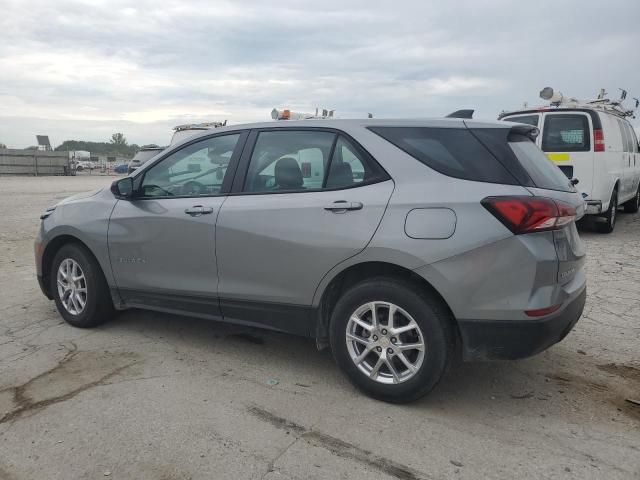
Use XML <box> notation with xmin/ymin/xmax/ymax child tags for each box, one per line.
<box><xmin>329</xmin><ymin>278</ymin><xmax>452</xmax><ymax>403</ymax></box>
<box><xmin>50</xmin><ymin>243</ymin><xmax>115</xmax><ymax>328</ymax></box>
<box><xmin>595</xmin><ymin>189</ymin><xmax>618</xmax><ymax>233</ymax></box>
<box><xmin>623</xmin><ymin>185</ymin><xmax>640</xmax><ymax>214</ymax></box>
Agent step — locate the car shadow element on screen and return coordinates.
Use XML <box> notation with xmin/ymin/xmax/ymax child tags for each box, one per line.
<box><xmin>95</xmin><ymin>308</ymin><xmax>619</xmax><ymax>422</ymax></box>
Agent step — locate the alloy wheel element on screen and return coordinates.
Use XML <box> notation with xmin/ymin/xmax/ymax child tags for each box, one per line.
<box><xmin>56</xmin><ymin>258</ymin><xmax>88</xmax><ymax>315</ymax></box>
<box><xmin>345</xmin><ymin>301</ymin><xmax>425</xmax><ymax>384</ymax></box>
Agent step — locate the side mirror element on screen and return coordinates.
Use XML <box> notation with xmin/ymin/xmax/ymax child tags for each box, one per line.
<box><xmin>111</xmin><ymin>177</ymin><xmax>134</xmax><ymax>198</ymax></box>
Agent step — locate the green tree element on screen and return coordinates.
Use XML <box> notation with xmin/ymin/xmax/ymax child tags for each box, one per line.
<box><xmin>0</xmin><ymin>143</ymin><xmax>6</xmax><ymax>149</ymax></box>
<box><xmin>55</xmin><ymin>140</ymin><xmax>140</xmax><ymax>158</ymax></box>
<box><xmin>110</xmin><ymin>133</ymin><xmax>127</xmax><ymax>145</ymax></box>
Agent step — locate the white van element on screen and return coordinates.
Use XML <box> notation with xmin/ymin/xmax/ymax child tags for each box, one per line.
<box><xmin>500</xmin><ymin>107</ymin><xmax>640</xmax><ymax>233</ymax></box>
<box><xmin>170</xmin><ymin>121</ymin><xmax>227</xmax><ymax>146</ymax></box>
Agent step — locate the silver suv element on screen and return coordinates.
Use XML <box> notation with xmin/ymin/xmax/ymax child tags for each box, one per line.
<box><xmin>35</xmin><ymin>118</ymin><xmax>587</xmax><ymax>402</ymax></box>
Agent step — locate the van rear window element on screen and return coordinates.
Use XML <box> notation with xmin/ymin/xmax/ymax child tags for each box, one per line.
<box><xmin>542</xmin><ymin>114</ymin><xmax>590</xmax><ymax>152</ymax></box>
<box><xmin>368</xmin><ymin>127</ymin><xmax>518</xmax><ymax>185</ymax></box>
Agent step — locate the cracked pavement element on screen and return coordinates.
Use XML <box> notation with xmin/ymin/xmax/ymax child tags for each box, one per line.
<box><xmin>0</xmin><ymin>175</ymin><xmax>638</xmax><ymax>479</ymax></box>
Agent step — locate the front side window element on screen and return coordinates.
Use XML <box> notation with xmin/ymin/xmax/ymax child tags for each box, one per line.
<box><xmin>541</xmin><ymin>114</ymin><xmax>590</xmax><ymax>152</ymax></box>
<box><xmin>140</xmin><ymin>134</ymin><xmax>240</xmax><ymax>197</ymax></box>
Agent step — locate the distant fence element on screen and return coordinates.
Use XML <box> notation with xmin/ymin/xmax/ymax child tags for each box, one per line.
<box><xmin>0</xmin><ymin>149</ymin><xmax>72</xmax><ymax>176</ymax></box>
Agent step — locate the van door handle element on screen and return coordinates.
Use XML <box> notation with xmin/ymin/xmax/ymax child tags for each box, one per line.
<box><xmin>324</xmin><ymin>201</ymin><xmax>363</xmax><ymax>212</ymax></box>
<box><xmin>184</xmin><ymin>205</ymin><xmax>214</xmax><ymax>216</ymax></box>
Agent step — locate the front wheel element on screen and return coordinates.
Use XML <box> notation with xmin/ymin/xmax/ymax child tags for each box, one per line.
<box><xmin>51</xmin><ymin>244</ymin><xmax>115</xmax><ymax>328</ymax></box>
<box><xmin>329</xmin><ymin>278</ymin><xmax>453</xmax><ymax>403</ymax></box>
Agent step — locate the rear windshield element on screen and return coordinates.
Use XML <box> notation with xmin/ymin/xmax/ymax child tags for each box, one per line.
<box><xmin>542</xmin><ymin>114</ymin><xmax>590</xmax><ymax>152</ymax></box>
<box><xmin>368</xmin><ymin>127</ymin><xmax>518</xmax><ymax>185</ymax></box>
<box><xmin>503</xmin><ymin>114</ymin><xmax>539</xmax><ymax>127</ymax></box>
<box><xmin>509</xmin><ymin>135</ymin><xmax>574</xmax><ymax>192</ymax></box>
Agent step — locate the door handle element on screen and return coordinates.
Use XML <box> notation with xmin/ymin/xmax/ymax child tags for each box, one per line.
<box><xmin>324</xmin><ymin>200</ymin><xmax>363</xmax><ymax>212</ymax></box>
<box><xmin>184</xmin><ymin>205</ymin><xmax>214</xmax><ymax>216</ymax></box>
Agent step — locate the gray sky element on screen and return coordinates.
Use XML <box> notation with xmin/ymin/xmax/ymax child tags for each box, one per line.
<box><xmin>0</xmin><ymin>0</ymin><xmax>638</xmax><ymax>148</ymax></box>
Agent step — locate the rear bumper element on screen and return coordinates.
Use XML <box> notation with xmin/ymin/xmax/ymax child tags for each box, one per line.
<box><xmin>584</xmin><ymin>200</ymin><xmax>602</xmax><ymax>215</ymax></box>
<box><xmin>458</xmin><ymin>287</ymin><xmax>586</xmax><ymax>361</ymax></box>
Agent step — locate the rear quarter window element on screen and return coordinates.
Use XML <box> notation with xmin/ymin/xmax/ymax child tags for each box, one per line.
<box><xmin>368</xmin><ymin>127</ymin><xmax>518</xmax><ymax>185</ymax></box>
<box><xmin>542</xmin><ymin>114</ymin><xmax>590</xmax><ymax>152</ymax></box>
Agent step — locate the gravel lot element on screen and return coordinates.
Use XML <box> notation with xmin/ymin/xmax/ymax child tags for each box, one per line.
<box><xmin>0</xmin><ymin>175</ymin><xmax>638</xmax><ymax>480</ymax></box>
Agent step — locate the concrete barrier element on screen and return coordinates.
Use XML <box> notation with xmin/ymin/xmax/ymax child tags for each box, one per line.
<box><xmin>0</xmin><ymin>149</ymin><xmax>72</xmax><ymax>175</ymax></box>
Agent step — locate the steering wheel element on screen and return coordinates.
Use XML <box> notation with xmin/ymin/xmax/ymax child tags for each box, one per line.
<box><xmin>182</xmin><ymin>180</ymin><xmax>205</xmax><ymax>196</ymax></box>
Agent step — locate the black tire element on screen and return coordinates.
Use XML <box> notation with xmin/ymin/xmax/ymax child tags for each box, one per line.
<box><xmin>595</xmin><ymin>188</ymin><xmax>618</xmax><ymax>234</ymax></box>
<box><xmin>623</xmin><ymin>185</ymin><xmax>640</xmax><ymax>214</ymax></box>
<box><xmin>50</xmin><ymin>243</ymin><xmax>115</xmax><ymax>328</ymax></box>
<box><xmin>329</xmin><ymin>277</ymin><xmax>453</xmax><ymax>403</ymax></box>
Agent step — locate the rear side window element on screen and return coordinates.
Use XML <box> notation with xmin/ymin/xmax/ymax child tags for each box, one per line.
<box><xmin>619</xmin><ymin>119</ymin><xmax>637</xmax><ymax>153</ymax></box>
<box><xmin>368</xmin><ymin>127</ymin><xmax>518</xmax><ymax>185</ymax></box>
<box><xmin>541</xmin><ymin>114</ymin><xmax>590</xmax><ymax>152</ymax></box>
<box><xmin>628</xmin><ymin>124</ymin><xmax>639</xmax><ymax>153</ymax></box>
<box><xmin>509</xmin><ymin>135</ymin><xmax>573</xmax><ymax>192</ymax></box>
<box><xmin>503</xmin><ymin>115</ymin><xmax>539</xmax><ymax>127</ymax></box>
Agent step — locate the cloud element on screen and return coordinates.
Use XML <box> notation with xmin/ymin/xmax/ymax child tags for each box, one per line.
<box><xmin>0</xmin><ymin>0</ymin><xmax>638</xmax><ymax>147</ymax></box>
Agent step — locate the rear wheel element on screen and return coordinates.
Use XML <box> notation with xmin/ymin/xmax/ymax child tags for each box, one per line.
<box><xmin>51</xmin><ymin>244</ymin><xmax>115</xmax><ymax>328</ymax></box>
<box><xmin>623</xmin><ymin>185</ymin><xmax>640</xmax><ymax>214</ymax></box>
<box><xmin>330</xmin><ymin>278</ymin><xmax>452</xmax><ymax>403</ymax></box>
<box><xmin>595</xmin><ymin>188</ymin><xmax>618</xmax><ymax>233</ymax></box>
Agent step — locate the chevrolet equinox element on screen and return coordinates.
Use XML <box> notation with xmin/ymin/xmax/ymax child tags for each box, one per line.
<box><xmin>35</xmin><ymin>118</ymin><xmax>587</xmax><ymax>402</ymax></box>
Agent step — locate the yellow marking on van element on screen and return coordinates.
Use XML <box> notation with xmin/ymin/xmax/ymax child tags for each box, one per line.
<box><xmin>546</xmin><ymin>153</ymin><xmax>570</xmax><ymax>162</ymax></box>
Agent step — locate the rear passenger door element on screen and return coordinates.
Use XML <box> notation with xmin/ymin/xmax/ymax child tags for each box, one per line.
<box><xmin>215</xmin><ymin>128</ymin><xmax>394</xmax><ymax>334</ymax></box>
<box><xmin>621</xmin><ymin>120</ymin><xmax>640</xmax><ymax>198</ymax></box>
<box><xmin>631</xmin><ymin>124</ymin><xmax>640</xmax><ymax>194</ymax></box>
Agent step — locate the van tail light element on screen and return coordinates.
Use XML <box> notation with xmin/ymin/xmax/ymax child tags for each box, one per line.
<box><xmin>593</xmin><ymin>128</ymin><xmax>605</xmax><ymax>152</ymax></box>
<box><xmin>481</xmin><ymin>196</ymin><xmax>577</xmax><ymax>234</ymax></box>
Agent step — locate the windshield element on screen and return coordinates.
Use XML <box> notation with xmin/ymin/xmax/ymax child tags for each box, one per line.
<box><xmin>131</xmin><ymin>149</ymin><xmax>162</xmax><ymax>164</ymax></box>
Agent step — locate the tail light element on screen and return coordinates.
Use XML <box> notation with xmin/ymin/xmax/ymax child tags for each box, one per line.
<box><xmin>593</xmin><ymin>128</ymin><xmax>605</xmax><ymax>152</ymax></box>
<box><xmin>525</xmin><ymin>304</ymin><xmax>562</xmax><ymax>317</ymax></box>
<box><xmin>481</xmin><ymin>196</ymin><xmax>577</xmax><ymax>234</ymax></box>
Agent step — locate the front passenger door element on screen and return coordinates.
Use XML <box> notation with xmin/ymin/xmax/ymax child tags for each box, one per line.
<box><xmin>108</xmin><ymin>132</ymin><xmax>246</xmax><ymax>315</ymax></box>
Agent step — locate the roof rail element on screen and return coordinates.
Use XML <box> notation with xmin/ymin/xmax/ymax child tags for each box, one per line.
<box><xmin>173</xmin><ymin>121</ymin><xmax>227</xmax><ymax>132</ymax></box>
